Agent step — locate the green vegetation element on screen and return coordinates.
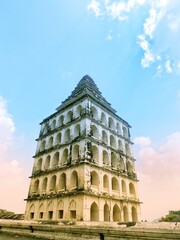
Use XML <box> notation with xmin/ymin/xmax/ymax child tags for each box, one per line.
<box><xmin>160</xmin><ymin>211</ymin><xmax>180</xmax><ymax>222</ymax></box>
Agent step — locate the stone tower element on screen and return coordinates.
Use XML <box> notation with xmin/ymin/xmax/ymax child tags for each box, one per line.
<box><xmin>25</xmin><ymin>75</ymin><xmax>141</xmax><ymax>222</ymax></box>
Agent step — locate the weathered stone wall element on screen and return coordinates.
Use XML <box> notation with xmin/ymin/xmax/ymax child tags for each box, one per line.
<box><xmin>1</xmin><ymin>221</ymin><xmax>180</xmax><ymax>240</ymax></box>
<box><xmin>25</xmin><ymin>86</ymin><xmax>141</xmax><ymax>223</ymax></box>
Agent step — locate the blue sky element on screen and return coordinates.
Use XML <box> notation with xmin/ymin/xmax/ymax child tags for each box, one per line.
<box><xmin>0</xmin><ymin>0</ymin><xmax>180</xmax><ymax>220</ymax></box>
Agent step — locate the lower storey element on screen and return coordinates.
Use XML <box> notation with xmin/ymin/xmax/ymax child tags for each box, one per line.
<box><xmin>25</xmin><ymin>195</ymin><xmax>140</xmax><ymax>222</ymax></box>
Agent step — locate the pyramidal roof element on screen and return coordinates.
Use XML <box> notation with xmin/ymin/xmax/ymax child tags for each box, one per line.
<box><xmin>69</xmin><ymin>75</ymin><xmax>102</xmax><ymax>98</ymax></box>
<box><xmin>56</xmin><ymin>75</ymin><xmax>116</xmax><ymax>113</ymax></box>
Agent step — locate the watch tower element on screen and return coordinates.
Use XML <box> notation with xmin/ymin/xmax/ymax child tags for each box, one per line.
<box><xmin>25</xmin><ymin>75</ymin><xmax>141</xmax><ymax>222</ymax></box>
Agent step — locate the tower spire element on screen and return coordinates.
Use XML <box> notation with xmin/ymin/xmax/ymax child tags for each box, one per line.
<box><xmin>69</xmin><ymin>75</ymin><xmax>102</xmax><ymax>98</ymax></box>
<box><xmin>57</xmin><ymin>75</ymin><xmax>115</xmax><ymax>113</ymax></box>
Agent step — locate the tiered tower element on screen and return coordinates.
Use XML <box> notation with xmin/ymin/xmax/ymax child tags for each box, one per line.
<box><xmin>25</xmin><ymin>75</ymin><xmax>141</xmax><ymax>222</ymax></box>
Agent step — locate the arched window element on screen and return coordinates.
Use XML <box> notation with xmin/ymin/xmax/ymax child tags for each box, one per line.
<box><xmin>64</xmin><ymin>129</ymin><xmax>71</xmax><ymax>143</ymax></box>
<box><xmin>55</xmin><ymin>133</ymin><xmax>61</xmax><ymax>145</ymax></box>
<box><xmin>43</xmin><ymin>123</ymin><xmax>49</xmax><ymax>135</ymax></box>
<box><xmin>44</xmin><ymin>155</ymin><xmax>51</xmax><ymax>170</ymax></box>
<box><xmin>103</xmin><ymin>175</ymin><xmax>109</xmax><ymax>189</ymax></box>
<box><xmin>65</xmin><ymin>111</ymin><xmax>73</xmax><ymax>124</ymax></box>
<box><xmin>59</xmin><ymin>173</ymin><xmax>66</xmax><ymax>190</ymax></box>
<box><xmin>76</xmin><ymin>105</ymin><xmax>83</xmax><ymax>117</ymax></box>
<box><xmin>72</xmin><ymin>145</ymin><xmax>80</xmax><ymax>161</ymax></box>
<box><xmin>39</xmin><ymin>140</ymin><xmax>46</xmax><ymax>152</ymax></box>
<box><xmin>110</xmin><ymin>135</ymin><xmax>116</xmax><ymax>149</ymax></box>
<box><xmin>127</xmin><ymin>161</ymin><xmax>133</xmax><ymax>173</ymax></box>
<box><xmin>123</xmin><ymin>206</ymin><xmax>129</xmax><ymax>222</ymax></box>
<box><xmin>52</xmin><ymin>152</ymin><xmax>59</xmax><ymax>167</ymax></box>
<box><xmin>103</xmin><ymin>150</ymin><xmax>109</xmax><ymax>165</ymax></box>
<box><xmin>49</xmin><ymin>175</ymin><xmax>57</xmax><ymax>191</ymax></box>
<box><xmin>123</xmin><ymin>127</ymin><xmax>128</xmax><ymax>138</ymax></box>
<box><xmin>91</xmin><ymin>146</ymin><xmax>99</xmax><ymax>163</ymax></box>
<box><xmin>36</xmin><ymin>158</ymin><xmax>42</xmax><ymax>171</ymax></box>
<box><xmin>111</xmin><ymin>152</ymin><xmax>117</xmax><ymax>169</ymax></box>
<box><xmin>132</xmin><ymin>206</ymin><xmax>138</xmax><ymax>222</ymax></box>
<box><xmin>42</xmin><ymin>177</ymin><xmax>48</xmax><ymax>191</ymax></box>
<box><xmin>101</xmin><ymin>112</ymin><xmax>107</xmax><ymax>125</ymax></box>
<box><xmin>90</xmin><ymin>202</ymin><xmax>99</xmax><ymax>221</ymax></box>
<box><xmin>112</xmin><ymin>177</ymin><xmax>119</xmax><ymax>191</ymax></box>
<box><xmin>118</xmin><ymin>140</ymin><xmax>123</xmax><ymax>151</ymax></box>
<box><xmin>129</xmin><ymin>182</ymin><xmax>136</xmax><ymax>196</ymax></box>
<box><xmin>47</xmin><ymin>201</ymin><xmax>53</xmax><ymax>220</ymax></box>
<box><xmin>58</xmin><ymin>115</ymin><xmax>64</xmax><ymax>127</ymax></box>
<box><xmin>113</xmin><ymin>204</ymin><xmax>121</xmax><ymax>222</ymax></box>
<box><xmin>74</xmin><ymin>124</ymin><xmax>81</xmax><ymax>138</ymax></box>
<box><xmin>39</xmin><ymin>203</ymin><xmax>44</xmax><ymax>219</ymax></box>
<box><xmin>91</xmin><ymin>125</ymin><xmax>99</xmax><ymax>139</ymax></box>
<box><xmin>104</xmin><ymin>203</ymin><xmax>110</xmax><ymax>221</ymax></box>
<box><xmin>69</xmin><ymin>200</ymin><xmax>76</xmax><ymax>219</ymax></box>
<box><xmin>51</xmin><ymin>119</ymin><xmax>56</xmax><ymax>130</ymax></box>
<box><xmin>90</xmin><ymin>106</ymin><xmax>98</xmax><ymax>120</ymax></box>
<box><xmin>122</xmin><ymin>180</ymin><xmax>127</xmax><ymax>194</ymax></box>
<box><xmin>116</xmin><ymin>122</ymin><xmax>121</xmax><ymax>134</ymax></box>
<box><xmin>91</xmin><ymin>171</ymin><xmax>99</xmax><ymax>186</ymax></box>
<box><xmin>58</xmin><ymin>200</ymin><xmax>64</xmax><ymax>219</ymax></box>
<box><xmin>61</xmin><ymin>148</ymin><xmax>68</xmax><ymax>165</ymax></box>
<box><xmin>33</xmin><ymin>179</ymin><xmax>39</xmax><ymax>193</ymax></box>
<box><xmin>125</xmin><ymin>143</ymin><xmax>131</xmax><ymax>156</ymax></box>
<box><xmin>108</xmin><ymin>117</ymin><xmax>115</xmax><ymax>131</ymax></box>
<box><xmin>102</xmin><ymin>130</ymin><xmax>108</xmax><ymax>144</ymax></box>
<box><xmin>119</xmin><ymin>157</ymin><xmax>125</xmax><ymax>171</ymax></box>
<box><xmin>47</xmin><ymin>136</ymin><xmax>53</xmax><ymax>149</ymax></box>
<box><xmin>29</xmin><ymin>204</ymin><xmax>35</xmax><ymax>219</ymax></box>
<box><xmin>70</xmin><ymin>171</ymin><xmax>78</xmax><ymax>189</ymax></box>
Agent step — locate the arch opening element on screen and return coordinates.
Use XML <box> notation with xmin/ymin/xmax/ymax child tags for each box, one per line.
<box><xmin>91</xmin><ymin>146</ymin><xmax>99</xmax><ymax>163</ymax></box>
<box><xmin>44</xmin><ymin>155</ymin><xmax>51</xmax><ymax>170</ymax></box>
<box><xmin>91</xmin><ymin>171</ymin><xmax>99</xmax><ymax>186</ymax></box>
<box><xmin>90</xmin><ymin>202</ymin><xmax>99</xmax><ymax>221</ymax></box>
<box><xmin>49</xmin><ymin>175</ymin><xmax>57</xmax><ymax>192</ymax></box>
<box><xmin>103</xmin><ymin>175</ymin><xmax>109</xmax><ymax>189</ymax></box>
<box><xmin>104</xmin><ymin>203</ymin><xmax>110</xmax><ymax>221</ymax></box>
<box><xmin>113</xmin><ymin>204</ymin><xmax>121</xmax><ymax>222</ymax></box>
<box><xmin>61</xmin><ymin>149</ymin><xmax>68</xmax><ymax>165</ymax></box>
<box><xmin>123</xmin><ymin>206</ymin><xmax>129</xmax><ymax>222</ymax></box>
<box><xmin>112</xmin><ymin>177</ymin><xmax>119</xmax><ymax>191</ymax></box>
<box><xmin>59</xmin><ymin>173</ymin><xmax>66</xmax><ymax>190</ymax></box>
<box><xmin>70</xmin><ymin>171</ymin><xmax>78</xmax><ymax>189</ymax></box>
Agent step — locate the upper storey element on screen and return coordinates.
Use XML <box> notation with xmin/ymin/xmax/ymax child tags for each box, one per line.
<box><xmin>41</xmin><ymin>75</ymin><xmax>130</xmax><ymax>128</ymax></box>
<box><xmin>56</xmin><ymin>75</ymin><xmax>116</xmax><ymax>114</ymax></box>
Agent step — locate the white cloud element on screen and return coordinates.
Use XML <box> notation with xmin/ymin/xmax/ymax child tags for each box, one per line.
<box><xmin>141</xmin><ymin>50</ymin><xmax>155</xmax><ymax>68</ymax></box>
<box><xmin>105</xmin><ymin>32</ymin><xmax>113</xmax><ymax>41</ymax></box>
<box><xmin>156</xmin><ymin>64</ymin><xmax>162</xmax><ymax>75</ymax></box>
<box><xmin>134</xmin><ymin>136</ymin><xmax>151</xmax><ymax>146</ymax></box>
<box><xmin>105</xmin><ymin>1</ymin><xmax>128</xmax><ymax>21</ymax></box>
<box><xmin>135</xmin><ymin>132</ymin><xmax>180</xmax><ymax>221</ymax></box>
<box><xmin>87</xmin><ymin>0</ymin><xmax>103</xmax><ymax>16</ymax></box>
<box><xmin>104</xmin><ymin>0</ymin><xmax>145</xmax><ymax>21</ymax></box>
<box><xmin>156</xmin><ymin>55</ymin><xmax>161</xmax><ymax>61</ymax></box>
<box><xmin>87</xmin><ymin>0</ymin><xmax>146</xmax><ymax>20</ymax></box>
<box><xmin>138</xmin><ymin>34</ymin><xmax>155</xmax><ymax>67</ymax></box>
<box><xmin>138</xmin><ymin>0</ymin><xmax>180</xmax><ymax>72</ymax></box>
<box><xmin>137</xmin><ymin>2</ymin><xmax>167</xmax><ymax>69</ymax></box>
<box><xmin>0</xmin><ymin>96</ymin><xmax>15</xmax><ymax>152</ymax></box>
<box><xmin>165</xmin><ymin>59</ymin><xmax>172</xmax><ymax>73</ymax></box>
<box><xmin>87</xmin><ymin>0</ymin><xmax>180</xmax><ymax>75</ymax></box>
<box><xmin>138</xmin><ymin>35</ymin><xmax>148</xmax><ymax>51</ymax></box>
<box><xmin>0</xmin><ymin>96</ymin><xmax>29</xmax><ymax>213</ymax></box>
